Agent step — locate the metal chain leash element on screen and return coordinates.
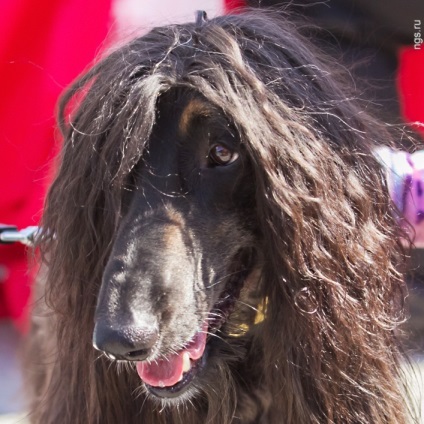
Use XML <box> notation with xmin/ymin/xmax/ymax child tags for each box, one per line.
<box><xmin>0</xmin><ymin>224</ymin><xmax>39</xmax><ymax>246</ymax></box>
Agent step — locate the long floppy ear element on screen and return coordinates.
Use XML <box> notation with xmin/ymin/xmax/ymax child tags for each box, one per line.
<box><xmin>181</xmin><ymin>13</ymin><xmax>409</xmax><ymax>422</ymax></box>
<box><xmin>249</xmin><ymin>118</ymin><xmax>408</xmax><ymax>422</ymax></box>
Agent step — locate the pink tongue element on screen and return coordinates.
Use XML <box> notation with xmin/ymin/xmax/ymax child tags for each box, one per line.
<box><xmin>136</xmin><ymin>326</ymin><xmax>207</xmax><ymax>388</ymax></box>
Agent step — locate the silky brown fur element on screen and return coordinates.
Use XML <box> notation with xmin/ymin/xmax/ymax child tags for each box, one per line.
<box><xmin>25</xmin><ymin>10</ymin><xmax>416</xmax><ymax>424</ymax></box>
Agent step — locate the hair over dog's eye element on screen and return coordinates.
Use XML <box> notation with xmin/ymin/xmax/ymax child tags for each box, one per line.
<box><xmin>208</xmin><ymin>144</ymin><xmax>239</xmax><ymax>166</ymax></box>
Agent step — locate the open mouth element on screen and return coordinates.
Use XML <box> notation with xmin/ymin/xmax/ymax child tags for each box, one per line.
<box><xmin>136</xmin><ymin>270</ymin><xmax>248</xmax><ymax>399</ymax></box>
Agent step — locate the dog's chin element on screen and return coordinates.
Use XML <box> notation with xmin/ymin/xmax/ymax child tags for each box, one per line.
<box><xmin>143</xmin><ymin>347</ymin><xmax>208</xmax><ymax>401</ymax></box>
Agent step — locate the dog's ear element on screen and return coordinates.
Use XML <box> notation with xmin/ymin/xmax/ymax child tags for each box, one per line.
<box><xmin>228</xmin><ymin>77</ymin><xmax>408</xmax><ymax>422</ymax></box>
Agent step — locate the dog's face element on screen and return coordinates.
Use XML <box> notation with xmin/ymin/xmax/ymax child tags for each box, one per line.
<box><xmin>93</xmin><ymin>90</ymin><xmax>261</xmax><ymax>401</ymax></box>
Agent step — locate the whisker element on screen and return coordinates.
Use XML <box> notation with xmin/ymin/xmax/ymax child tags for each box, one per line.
<box><xmin>233</xmin><ymin>299</ymin><xmax>260</xmax><ymax>313</ymax></box>
<box><xmin>197</xmin><ymin>269</ymin><xmax>247</xmax><ymax>292</ymax></box>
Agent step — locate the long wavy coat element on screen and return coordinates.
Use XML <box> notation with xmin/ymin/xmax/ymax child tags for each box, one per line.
<box><xmin>26</xmin><ymin>11</ymin><xmax>415</xmax><ymax>424</ymax></box>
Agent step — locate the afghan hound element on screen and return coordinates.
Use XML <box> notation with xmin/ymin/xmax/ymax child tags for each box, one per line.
<box><xmin>25</xmin><ymin>10</ymin><xmax>416</xmax><ymax>424</ymax></box>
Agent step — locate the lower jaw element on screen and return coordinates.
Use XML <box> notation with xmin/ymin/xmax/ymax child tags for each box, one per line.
<box><xmin>144</xmin><ymin>348</ymin><xmax>208</xmax><ymax>399</ymax></box>
<box><xmin>141</xmin><ymin>292</ymin><xmax>239</xmax><ymax>399</ymax></box>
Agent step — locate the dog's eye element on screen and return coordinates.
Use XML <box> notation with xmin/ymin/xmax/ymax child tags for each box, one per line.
<box><xmin>208</xmin><ymin>144</ymin><xmax>239</xmax><ymax>166</ymax></box>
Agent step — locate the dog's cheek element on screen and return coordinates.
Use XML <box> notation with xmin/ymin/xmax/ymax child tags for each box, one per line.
<box><xmin>193</xmin><ymin>215</ymin><xmax>257</xmax><ymax>299</ymax></box>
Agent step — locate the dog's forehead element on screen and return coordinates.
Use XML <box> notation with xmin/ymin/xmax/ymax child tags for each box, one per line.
<box><xmin>132</xmin><ymin>94</ymin><xmax>214</xmax><ymax>196</ymax></box>
<box><xmin>139</xmin><ymin>93</ymin><xmax>234</xmax><ymax>174</ymax></box>
<box><xmin>178</xmin><ymin>97</ymin><xmax>216</xmax><ymax>138</ymax></box>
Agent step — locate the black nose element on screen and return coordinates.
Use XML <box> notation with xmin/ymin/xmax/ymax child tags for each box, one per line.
<box><xmin>93</xmin><ymin>322</ymin><xmax>159</xmax><ymax>361</ymax></box>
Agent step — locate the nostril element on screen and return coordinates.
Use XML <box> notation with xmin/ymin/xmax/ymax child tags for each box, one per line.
<box><xmin>93</xmin><ymin>322</ymin><xmax>159</xmax><ymax>361</ymax></box>
<box><xmin>125</xmin><ymin>348</ymin><xmax>151</xmax><ymax>361</ymax></box>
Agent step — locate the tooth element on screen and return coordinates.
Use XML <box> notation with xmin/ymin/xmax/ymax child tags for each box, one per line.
<box><xmin>182</xmin><ymin>352</ymin><xmax>191</xmax><ymax>373</ymax></box>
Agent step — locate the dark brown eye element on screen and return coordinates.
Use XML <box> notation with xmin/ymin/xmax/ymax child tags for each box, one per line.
<box><xmin>208</xmin><ymin>144</ymin><xmax>239</xmax><ymax>166</ymax></box>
